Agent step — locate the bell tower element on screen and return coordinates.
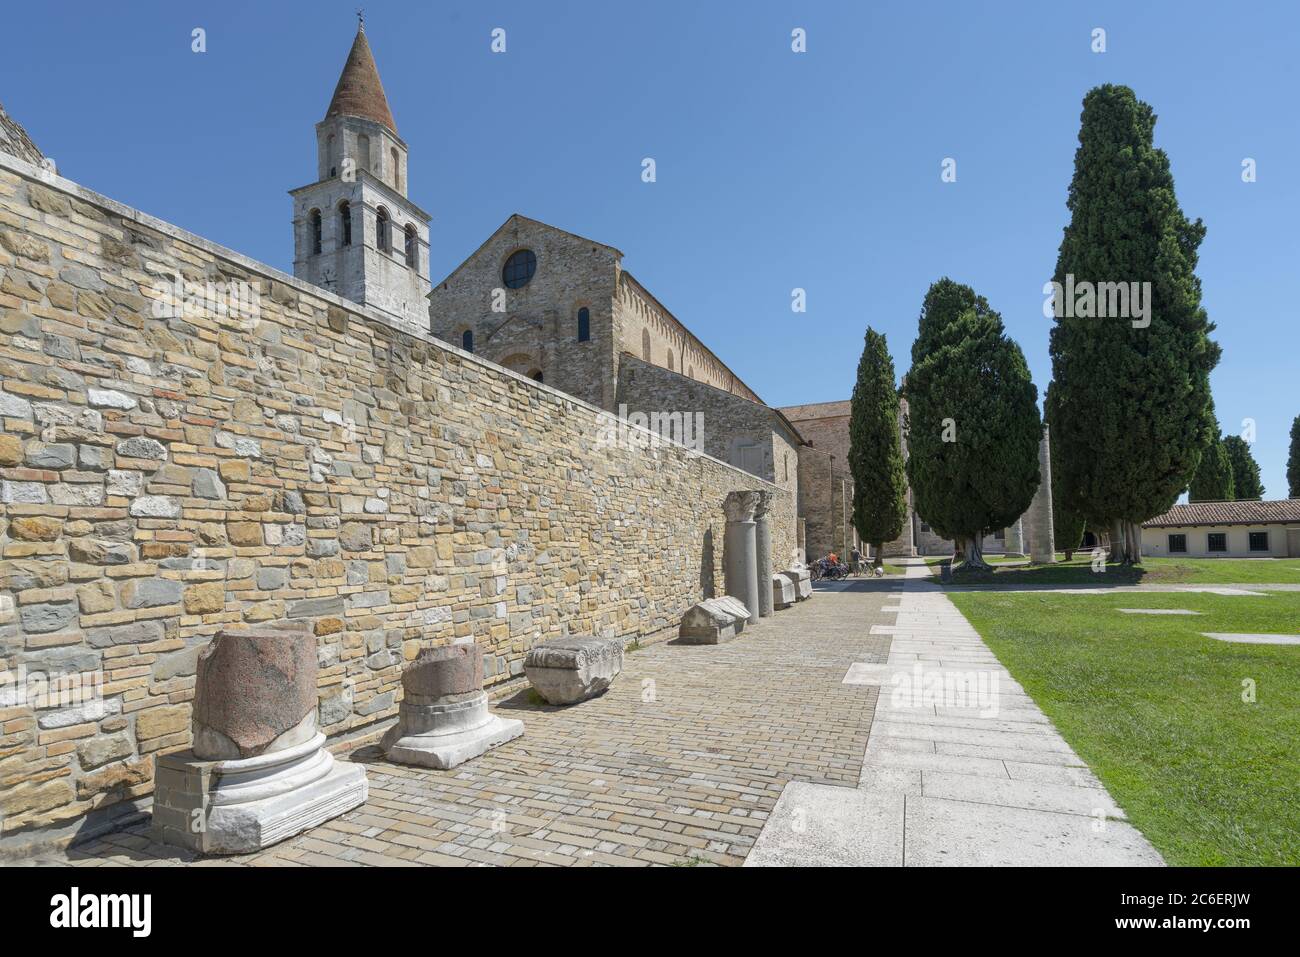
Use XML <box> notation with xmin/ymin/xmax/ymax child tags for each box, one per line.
<box><xmin>290</xmin><ymin>17</ymin><xmax>431</xmax><ymax>333</ymax></box>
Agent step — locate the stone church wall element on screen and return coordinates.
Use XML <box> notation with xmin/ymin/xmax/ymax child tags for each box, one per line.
<box><xmin>0</xmin><ymin>155</ymin><xmax>790</xmax><ymax>845</ymax></box>
<box><xmin>428</xmin><ymin>215</ymin><xmax>620</xmax><ymax>411</ymax></box>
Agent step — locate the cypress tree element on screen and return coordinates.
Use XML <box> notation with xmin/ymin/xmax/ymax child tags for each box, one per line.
<box><xmin>1222</xmin><ymin>435</ymin><xmax>1264</xmax><ymax>500</ymax></box>
<box><xmin>1047</xmin><ymin>85</ymin><xmax>1220</xmax><ymax>563</ymax></box>
<box><xmin>1044</xmin><ymin>382</ymin><xmax>1086</xmax><ymax>559</ymax></box>
<box><xmin>1288</xmin><ymin>415</ymin><xmax>1300</xmax><ymax>498</ymax></box>
<box><xmin>848</xmin><ymin>328</ymin><xmax>908</xmax><ymax>567</ymax></box>
<box><xmin>1188</xmin><ymin>427</ymin><xmax>1235</xmax><ymax>502</ymax></box>
<box><xmin>904</xmin><ymin>278</ymin><xmax>1041</xmax><ymax>571</ymax></box>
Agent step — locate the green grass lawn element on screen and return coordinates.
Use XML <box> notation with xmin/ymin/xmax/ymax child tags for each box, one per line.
<box><xmin>927</xmin><ymin>555</ymin><xmax>1300</xmax><ymax>586</ymax></box>
<box><xmin>950</xmin><ymin>588</ymin><xmax>1300</xmax><ymax>865</ymax></box>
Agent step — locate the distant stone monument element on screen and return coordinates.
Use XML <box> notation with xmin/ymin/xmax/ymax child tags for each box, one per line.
<box><xmin>1025</xmin><ymin>427</ymin><xmax>1056</xmax><ymax>564</ymax></box>
<box><xmin>152</xmin><ymin>627</ymin><xmax>368</xmax><ymax>855</ymax></box>
<box><xmin>382</xmin><ymin>642</ymin><xmax>523</xmax><ymax>769</ymax></box>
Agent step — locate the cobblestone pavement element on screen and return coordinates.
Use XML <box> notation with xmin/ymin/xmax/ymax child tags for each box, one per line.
<box><xmin>55</xmin><ymin>582</ymin><xmax>900</xmax><ymax>867</ymax></box>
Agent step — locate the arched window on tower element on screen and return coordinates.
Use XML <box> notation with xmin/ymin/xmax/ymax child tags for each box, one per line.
<box><xmin>376</xmin><ymin>207</ymin><xmax>391</xmax><ymax>253</ymax></box>
<box><xmin>309</xmin><ymin>209</ymin><xmax>322</xmax><ymax>255</ymax></box>
<box><xmin>577</xmin><ymin>307</ymin><xmax>590</xmax><ymax>342</ymax></box>
<box><xmin>391</xmin><ymin>147</ymin><xmax>402</xmax><ymax>192</ymax></box>
<box><xmin>339</xmin><ymin>201</ymin><xmax>352</xmax><ymax>246</ymax></box>
<box><xmin>327</xmin><ymin>134</ymin><xmax>336</xmax><ymax>177</ymax></box>
<box><xmin>642</xmin><ymin>328</ymin><xmax>651</xmax><ymax>361</ymax></box>
<box><xmin>356</xmin><ymin>134</ymin><xmax>370</xmax><ymax>171</ymax></box>
<box><xmin>462</xmin><ymin>329</ymin><xmax>474</xmax><ymax>353</ymax></box>
<box><xmin>405</xmin><ymin>224</ymin><xmax>417</xmax><ymax>268</ymax></box>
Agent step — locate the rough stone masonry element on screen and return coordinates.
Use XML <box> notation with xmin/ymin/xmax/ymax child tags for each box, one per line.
<box><xmin>0</xmin><ymin>151</ymin><xmax>795</xmax><ymax>849</ymax></box>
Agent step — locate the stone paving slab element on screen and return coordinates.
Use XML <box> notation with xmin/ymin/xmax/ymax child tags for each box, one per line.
<box><xmin>1117</xmin><ymin>608</ymin><xmax>1201</xmax><ymax>615</ymax></box>
<box><xmin>748</xmin><ymin>558</ymin><xmax>1163</xmax><ymax>867</ymax></box>
<box><xmin>1202</xmin><ymin>632</ymin><xmax>1300</xmax><ymax>645</ymax></box>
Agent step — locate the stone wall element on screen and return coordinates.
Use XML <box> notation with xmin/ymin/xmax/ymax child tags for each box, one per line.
<box><xmin>0</xmin><ymin>155</ymin><xmax>789</xmax><ymax>846</ymax></box>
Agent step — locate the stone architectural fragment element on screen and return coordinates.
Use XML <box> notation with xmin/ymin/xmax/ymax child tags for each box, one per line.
<box><xmin>381</xmin><ymin>643</ymin><xmax>523</xmax><ymax>768</ymax></box>
<box><xmin>724</xmin><ymin>490</ymin><xmax>761</xmax><ymax>619</ymax></box>
<box><xmin>152</xmin><ymin>628</ymin><xmax>367</xmax><ymax>855</ymax></box>
<box><xmin>679</xmin><ymin>597</ymin><xmax>751</xmax><ymax>645</ymax></box>
<box><xmin>782</xmin><ymin>566</ymin><xmax>813</xmax><ymax>601</ymax></box>
<box><xmin>525</xmin><ymin>637</ymin><xmax>623</xmax><ymax>705</ymax></box>
<box><xmin>772</xmin><ymin>574</ymin><xmax>795</xmax><ymax>610</ymax></box>
<box><xmin>754</xmin><ymin>491</ymin><xmax>775</xmax><ymax>617</ymax></box>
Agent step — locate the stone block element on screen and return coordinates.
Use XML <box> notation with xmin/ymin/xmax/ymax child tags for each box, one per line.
<box><xmin>525</xmin><ymin>637</ymin><xmax>623</xmax><ymax>705</ymax></box>
<box><xmin>679</xmin><ymin>597</ymin><xmax>750</xmax><ymax>645</ymax></box>
<box><xmin>782</xmin><ymin>566</ymin><xmax>813</xmax><ymax>600</ymax></box>
<box><xmin>773</xmin><ymin>573</ymin><xmax>795</xmax><ymax>610</ymax></box>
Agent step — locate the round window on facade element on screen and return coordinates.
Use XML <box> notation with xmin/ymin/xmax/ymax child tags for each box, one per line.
<box><xmin>502</xmin><ymin>249</ymin><xmax>537</xmax><ymax>289</ymax></box>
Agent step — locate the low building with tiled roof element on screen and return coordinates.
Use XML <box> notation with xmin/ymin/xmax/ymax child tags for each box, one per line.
<box><xmin>1141</xmin><ymin>499</ymin><xmax>1300</xmax><ymax>558</ymax></box>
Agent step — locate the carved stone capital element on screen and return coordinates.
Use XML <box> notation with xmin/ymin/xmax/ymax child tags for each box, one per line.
<box><xmin>723</xmin><ymin>489</ymin><xmax>760</xmax><ymax>523</ymax></box>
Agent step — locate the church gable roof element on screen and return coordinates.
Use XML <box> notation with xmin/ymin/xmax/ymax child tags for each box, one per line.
<box><xmin>325</xmin><ymin>26</ymin><xmax>398</xmax><ymax>134</ymax></box>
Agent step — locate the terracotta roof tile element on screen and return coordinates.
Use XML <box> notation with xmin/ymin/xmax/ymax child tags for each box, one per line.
<box><xmin>1143</xmin><ymin>499</ymin><xmax>1300</xmax><ymax>528</ymax></box>
<box><xmin>325</xmin><ymin>27</ymin><xmax>397</xmax><ymax>134</ymax></box>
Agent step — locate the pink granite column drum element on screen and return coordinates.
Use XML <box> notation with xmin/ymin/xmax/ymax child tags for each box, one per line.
<box><xmin>381</xmin><ymin>642</ymin><xmax>523</xmax><ymax>769</ymax></box>
<box><xmin>191</xmin><ymin>627</ymin><xmax>319</xmax><ymax>759</ymax></box>
<box><xmin>151</xmin><ymin>628</ymin><xmax>368</xmax><ymax>855</ymax></box>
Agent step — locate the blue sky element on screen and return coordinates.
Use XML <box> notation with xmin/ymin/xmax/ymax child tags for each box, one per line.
<box><xmin>4</xmin><ymin>1</ymin><xmax>1297</xmax><ymax>497</ymax></box>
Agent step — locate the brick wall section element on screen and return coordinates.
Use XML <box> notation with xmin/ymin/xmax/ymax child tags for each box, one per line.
<box><xmin>0</xmin><ymin>156</ymin><xmax>789</xmax><ymax>841</ymax></box>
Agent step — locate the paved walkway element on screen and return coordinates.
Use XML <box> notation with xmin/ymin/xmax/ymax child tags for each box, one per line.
<box><xmin>54</xmin><ymin>585</ymin><xmax>899</xmax><ymax>867</ymax></box>
<box><xmin>746</xmin><ymin>559</ymin><xmax>1164</xmax><ymax>866</ymax></box>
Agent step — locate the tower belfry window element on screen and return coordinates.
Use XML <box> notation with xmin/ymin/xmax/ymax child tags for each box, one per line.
<box><xmin>405</xmin><ymin>224</ymin><xmax>417</xmax><ymax>267</ymax></box>
<box><xmin>377</xmin><ymin>207</ymin><xmax>391</xmax><ymax>253</ymax></box>
<box><xmin>339</xmin><ymin>201</ymin><xmax>352</xmax><ymax>246</ymax></box>
<box><xmin>309</xmin><ymin>209</ymin><xmax>322</xmax><ymax>255</ymax></box>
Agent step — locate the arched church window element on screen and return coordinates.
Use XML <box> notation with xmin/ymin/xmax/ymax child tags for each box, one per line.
<box><xmin>391</xmin><ymin>147</ymin><xmax>402</xmax><ymax>191</ymax></box>
<box><xmin>577</xmin><ymin>307</ymin><xmax>590</xmax><ymax>342</ymax></box>
<box><xmin>405</xmin><ymin>224</ymin><xmax>417</xmax><ymax>268</ymax></box>
<box><xmin>502</xmin><ymin>249</ymin><xmax>537</xmax><ymax>289</ymax></box>
<box><xmin>309</xmin><ymin>209</ymin><xmax>322</xmax><ymax>255</ymax></box>
<box><xmin>339</xmin><ymin>201</ymin><xmax>352</xmax><ymax>246</ymax></box>
<box><xmin>642</xmin><ymin>329</ymin><xmax>651</xmax><ymax>361</ymax></box>
<box><xmin>376</xmin><ymin>207</ymin><xmax>391</xmax><ymax>253</ymax></box>
<box><xmin>462</xmin><ymin>329</ymin><xmax>474</xmax><ymax>353</ymax></box>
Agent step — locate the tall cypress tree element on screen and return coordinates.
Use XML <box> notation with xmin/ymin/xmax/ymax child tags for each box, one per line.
<box><xmin>1222</xmin><ymin>435</ymin><xmax>1264</xmax><ymax>500</ymax></box>
<box><xmin>1044</xmin><ymin>382</ymin><xmax>1086</xmax><ymax>558</ymax></box>
<box><xmin>1288</xmin><ymin>415</ymin><xmax>1300</xmax><ymax>498</ymax></box>
<box><xmin>1047</xmin><ymin>85</ymin><xmax>1220</xmax><ymax>563</ymax></box>
<box><xmin>1188</xmin><ymin>427</ymin><xmax>1235</xmax><ymax>502</ymax></box>
<box><xmin>904</xmin><ymin>279</ymin><xmax>1041</xmax><ymax>571</ymax></box>
<box><xmin>848</xmin><ymin>328</ymin><xmax>908</xmax><ymax>567</ymax></box>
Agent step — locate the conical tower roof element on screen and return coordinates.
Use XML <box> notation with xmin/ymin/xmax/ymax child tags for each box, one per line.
<box><xmin>324</xmin><ymin>24</ymin><xmax>397</xmax><ymax>134</ymax></box>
